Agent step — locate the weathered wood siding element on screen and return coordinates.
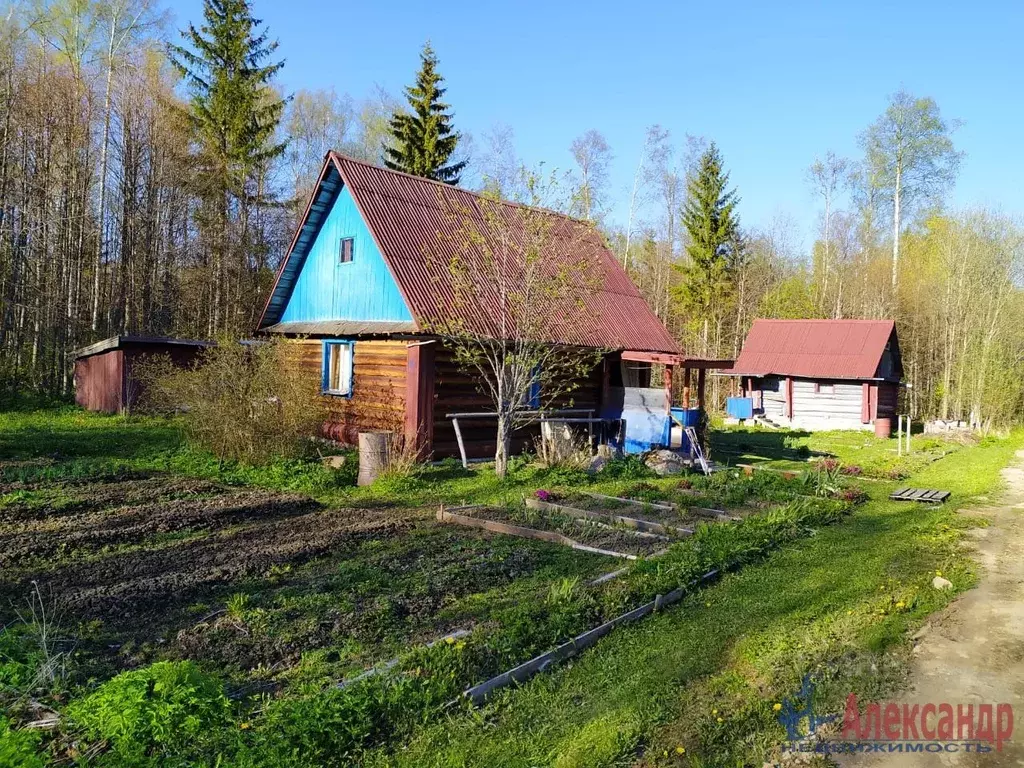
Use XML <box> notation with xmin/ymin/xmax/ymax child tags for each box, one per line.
<box><xmin>790</xmin><ymin>379</ymin><xmax>865</xmax><ymax>430</ymax></box>
<box><xmin>432</xmin><ymin>345</ymin><xmax>603</xmax><ymax>460</ymax></box>
<box><xmin>282</xmin><ymin>338</ymin><xmax>407</xmax><ymax>445</ymax></box>
<box><xmin>755</xmin><ymin>375</ymin><xmax>888</xmax><ymax>431</ymax></box>
<box><xmin>74</xmin><ymin>342</ymin><xmax>207</xmax><ymax>414</ymax></box>
<box><xmin>74</xmin><ymin>350</ymin><xmax>123</xmax><ymax>413</ymax></box>
<box><xmin>875</xmin><ymin>382</ymin><xmax>899</xmax><ymax>419</ymax></box>
<box><xmin>761</xmin><ymin>376</ymin><xmax>786</xmax><ymax>420</ymax></box>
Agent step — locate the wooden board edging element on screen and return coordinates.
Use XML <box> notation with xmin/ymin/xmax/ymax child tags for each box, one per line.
<box><xmin>525</xmin><ymin>497</ymin><xmax>692</xmax><ymax>538</ymax></box>
<box><xmin>437</xmin><ymin>508</ymin><xmax>637</xmax><ymax>560</ymax></box>
<box><xmin>463</xmin><ymin>567</ymin><xmax>722</xmax><ymax>705</ymax></box>
<box><xmin>578</xmin><ymin>490</ymin><xmax>676</xmax><ymax>512</ymax></box>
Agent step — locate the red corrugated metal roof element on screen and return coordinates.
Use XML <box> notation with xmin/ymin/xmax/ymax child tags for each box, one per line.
<box><xmin>732</xmin><ymin>319</ymin><xmax>901</xmax><ymax>380</ymax></box>
<box><xmin>259</xmin><ymin>153</ymin><xmax>679</xmax><ymax>354</ymax></box>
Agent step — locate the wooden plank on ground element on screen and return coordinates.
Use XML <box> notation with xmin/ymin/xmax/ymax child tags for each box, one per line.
<box><xmin>579</xmin><ymin>490</ymin><xmax>676</xmax><ymax>512</ymax></box>
<box><xmin>888</xmin><ymin>487</ymin><xmax>951</xmax><ymax>504</ymax></box>
<box><xmin>436</xmin><ymin>508</ymin><xmax>637</xmax><ymax>559</ymax></box>
<box><xmin>525</xmin><ymin>497</ymin><xmax>692</xmax><ymax>537</ymax></box>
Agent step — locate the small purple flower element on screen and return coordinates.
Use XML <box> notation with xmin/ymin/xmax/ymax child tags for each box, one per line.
<box><xmin>535</xmin><ymin>490</ymin><xmax>551</xmax><ymax>501</ymax></box>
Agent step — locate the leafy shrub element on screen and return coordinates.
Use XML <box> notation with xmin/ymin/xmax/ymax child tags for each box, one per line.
<box><xmin>839</xmin><ymin>487</ymin><xmax>870</xmax><ymax>504</ymax></box>
<box><xmin>145</xmin><ymin>338</ymin><xmax>325</xmax><ymax>464</ymax></box>
<box><xmin>67</xmin><ymin>661</ymin><xmax>232</xmax><ymax>765</ymax></box>
<box><xmin>598</xmin><ymin>455</ymin><xmax>654</xmax><ymax>480</ymax></box>
<box><xmin>0</xmin><ymin>717</ymin><xmax>45</xmax><ymax>768</ymax></box>
<box><xmin>249</xmin><ymin>641</ymin><xmax>472</xmax><ymax>766</ymax></box>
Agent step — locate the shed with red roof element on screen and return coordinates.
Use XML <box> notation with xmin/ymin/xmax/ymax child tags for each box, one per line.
<box><xmin>730</xmin><ymin>319</ymin><xmax>902</xmax><ymax>434</ymax></box>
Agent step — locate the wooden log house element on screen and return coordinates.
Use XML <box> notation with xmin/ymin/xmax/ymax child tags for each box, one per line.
<box><xmin>258</xmin><ymin>153</ymin><xmax>718</xmax><ymax>459</ymax></box>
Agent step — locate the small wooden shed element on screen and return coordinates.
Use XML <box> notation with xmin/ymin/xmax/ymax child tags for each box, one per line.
<box><xmin>73</xmin><ymin>336</ymin><xmax>212</xmax><ymax>414</ymax></box>
<box><xmin>729</xmin><ymin>319</ymin><xmax>902</xmax><ymax>435</ymax></box>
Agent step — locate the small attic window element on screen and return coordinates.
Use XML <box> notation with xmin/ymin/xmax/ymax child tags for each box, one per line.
<box><xmin>339</xmin><ymin>237</ymin><xmax>354</xmax><ymax>264</ymax></box>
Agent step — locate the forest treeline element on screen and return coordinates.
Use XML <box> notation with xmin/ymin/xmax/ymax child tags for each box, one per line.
<box><xmin>0</xmin><ymin>0</ymin><xmax>1022</xmax><ymax>426</ymax></box>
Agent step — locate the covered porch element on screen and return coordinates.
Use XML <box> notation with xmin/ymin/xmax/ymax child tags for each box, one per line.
<box><xmin>599</xmin><ymin>351</ymin><xmax>735</xmax><ymax>455</ymax></box>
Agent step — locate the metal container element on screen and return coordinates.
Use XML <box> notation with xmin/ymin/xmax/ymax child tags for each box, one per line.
<box><xmin>873</xmin><ymin>417</ymin><xmax>893</xmax><ymax>438</ymax></box>
<box><xmin>357</xmin><ymin>431</ymin><xmax>392</xmax><ymax>486</ymax></box>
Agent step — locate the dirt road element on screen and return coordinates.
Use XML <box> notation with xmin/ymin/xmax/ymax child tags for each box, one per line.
<box><xmin>843</xmin><ymin>450</ymin><xmax>1024</xmax><ymax>767</ymax></box>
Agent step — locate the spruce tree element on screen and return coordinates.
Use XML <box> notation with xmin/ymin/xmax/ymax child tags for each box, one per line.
<box><xmin>384</xmin><ymin>43</ymin><xmax>465</xmax><ymax>184</ymax></box>
<box><xmin>169</xmin><ymin>0</ymin><xmax>287</xmax><ymax>332</ymax></box>
<box><xmin>676</xmin><ymin>143</ymin><xmax>741</xmax><ymax>351</ymax></box>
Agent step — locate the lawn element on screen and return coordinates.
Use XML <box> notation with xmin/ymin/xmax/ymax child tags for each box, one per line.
<box><xmin>0</xmin><ymin>406</ymin><xmax>1018</xmax><ymax>766</ymax></box>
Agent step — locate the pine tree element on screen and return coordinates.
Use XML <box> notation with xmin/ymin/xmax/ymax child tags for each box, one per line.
<box><xmin>384</xmin><ymin>43</ymin><xmax>465</xmax><ymax>184</ymax></box>
<box><xmin>675</xmin><ymin>143</ymin><xmax>741</xmax><ymax>353</ymax></box>
<box><xmin>168</xmin><ymin>0</ymin><xmax>287</xmax><ymax>333</ymax></box>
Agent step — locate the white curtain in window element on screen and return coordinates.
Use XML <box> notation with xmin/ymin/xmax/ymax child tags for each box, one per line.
<box><xmin>329</xmin><ymin>343</ymin><xmax>353</xmax><ymax>394</ymax></box>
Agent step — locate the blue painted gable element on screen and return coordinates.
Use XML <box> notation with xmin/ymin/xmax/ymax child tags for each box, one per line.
<box><xmin>278</xmin><ymin>184</ymin><xmax>413</xmax><ymax>324</ymax></box>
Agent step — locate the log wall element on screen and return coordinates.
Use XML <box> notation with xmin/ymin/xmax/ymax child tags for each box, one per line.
<box><xmin>282</xmin><ymin>338</ymin><xmax>407</xmax><ymax>445</ymax></box>
<box><xmin>431</xmin><ymin>346</ymin><xmax>603</xmax><ymax>460</ymax></box>
<box><xmin>754</xmin><ymin>375</ymin><xmax>901</xmax><ymax>432</ymax></box>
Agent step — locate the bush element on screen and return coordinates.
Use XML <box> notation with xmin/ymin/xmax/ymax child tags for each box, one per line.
<box><xmin>145</xmin><ymin>338</ymin><xmax>325</xmax><ymax>464</ymax></box>
<box><xmin>598</xmin><ymin>455</ymin><xmax>654</xmax><ymax>480</ymax></box>
<box><xmin>248</xmin><ymin>640</ymin><xmax>472</xmax><ymax>766</ymax></box>
<box><xmin>67</xmin><ymin>661</ymin><xmax>232</xmax><ymax>765</ymax></box>
<box><xmin>0</xmin><ymin>717</ymin><xmax>45</xmax><ymax>768</ymax></box>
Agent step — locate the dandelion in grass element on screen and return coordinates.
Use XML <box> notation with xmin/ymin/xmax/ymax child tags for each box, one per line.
<box><xmin>773</xmin><ymin>703</ymin><xmax>782</xmax><ymax>712</ymax></box>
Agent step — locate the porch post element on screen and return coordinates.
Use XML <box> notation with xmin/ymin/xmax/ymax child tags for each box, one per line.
<box><xmin>697</xmin><ymin>368</ymin><xmax>706</xmax><ymax>410</ymax></box>
<box><xmin>405</xmin><ymin>342</ymin><xmax>436</xmax><ymax>457</ymax></box>
<box><xmin>683</xmin><ymin>367</ymin><xmax>691</xmax><ymax>409</ymax></box>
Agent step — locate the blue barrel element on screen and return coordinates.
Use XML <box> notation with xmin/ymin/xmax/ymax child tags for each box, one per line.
<box><xmin>671</xmin><ymin>408</ymin><xmax>702</xmax><ymax>453</ymax></box>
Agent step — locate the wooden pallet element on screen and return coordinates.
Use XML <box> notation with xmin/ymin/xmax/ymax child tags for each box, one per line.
<box><xmin>889</xmin><ymin>487</ymin><xmax>951</xmax><ymax>504</ymax></box>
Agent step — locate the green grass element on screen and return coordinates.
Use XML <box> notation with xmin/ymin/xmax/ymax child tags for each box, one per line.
<box><xmin>0</xmin><ymin>408</ymin><xmax>647</xmax><ymax>506</ymax></box>
<box><xmin>358</xmin><ymin>431</ymin><xmax>1023</xmax><ymax>767</ymax></box>
<box><xmin>2</xmin><ymin>406</ymin><xmax>1019</xmax><ymax>766</ymax></box>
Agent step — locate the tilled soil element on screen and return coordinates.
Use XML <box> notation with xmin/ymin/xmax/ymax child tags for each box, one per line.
<box><xmin>0</xmin><ymin>472</ymin><xmax>416</xmax><ymax>636</ymax></box>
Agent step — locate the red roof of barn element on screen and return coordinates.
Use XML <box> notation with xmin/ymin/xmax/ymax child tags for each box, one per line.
<box><xmin>258</xmin><ymin>153</ymin><xmax>680</xmax><ymax>354</ymax></box>
<box><xmin>731</xmin><ymin>319</ymin><xmax>902</xmax><ymax>381</ymax></box>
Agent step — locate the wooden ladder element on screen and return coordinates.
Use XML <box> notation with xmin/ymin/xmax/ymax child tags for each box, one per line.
<box><xmin>684</xmin><ymin>426</ymin><xmax>711</xmax><ymax>475</ymax></box>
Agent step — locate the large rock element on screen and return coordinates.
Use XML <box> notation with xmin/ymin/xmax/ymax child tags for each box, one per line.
<box><xmin>644</xmin><ymin>450</ymin><xmax>687</xmax><ymax>476</ymax></box>
<box><xmin>932</xmin><ymin>576</ymin><xmax>953</xmax><ymax>591</ymax></box>
<box><xmin>320</xmin><ymin>455</ymin><xmax>347</xmax><ymax>470</ymax></box>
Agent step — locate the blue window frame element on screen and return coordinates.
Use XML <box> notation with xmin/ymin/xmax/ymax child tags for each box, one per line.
<box><xmin>527</xmin><ymin>365</ymin><xmax>541</xmax><ymax>409</ymax></box>
<box><xmin>322</xmin><ymin>340</ymin><xmax>354</xmax><ymax>397</ymax></box>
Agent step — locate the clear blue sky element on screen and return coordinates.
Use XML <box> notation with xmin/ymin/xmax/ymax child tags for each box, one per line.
<box><xmin>165</xmin><ymin>0</ymin><xmax>1024</xmax><ymax>250</ymax></box>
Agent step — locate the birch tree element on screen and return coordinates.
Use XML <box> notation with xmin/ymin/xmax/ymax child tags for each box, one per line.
<box><xmin>425</xmin><ymin>172</ymin><xmax>604</xmax><ymax>477</ymax></box>
<box><xmin>859</xmin><ymin>91</ymin><xmax>962</xmax><ymax>289</ymax></box>
<box><xmin>569</xmin><ymin>129</ymin><xmax>611</xmax><ymax>222</ymax></box>
<box><xmin>806</xmin><ymin>151</ymin><xmax>848</xmax><ymax>314</ymax></box>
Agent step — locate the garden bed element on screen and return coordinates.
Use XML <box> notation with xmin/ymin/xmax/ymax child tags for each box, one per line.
<box><xmin>527</xmin><ymin>491</ymin><xmax>722</xmax><ymax>534</ymax></box>
<box><xmin>437</xmin><ymin>504</ymin><xmax>668</xmax><ymax>559</ymax></box>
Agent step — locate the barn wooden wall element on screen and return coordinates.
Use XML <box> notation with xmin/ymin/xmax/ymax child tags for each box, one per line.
<box><xmin>752</xmin><ymin>375</ymin><xmax>900</xmax><ymax>431</ymax></box>
<box><xmin>281</xmin><ymin>338</ymin><xmax>408</xmax><ymax>445</ymax></box>
<box><xmin>74</xmin><ymin>351</ymin><xmax>124</xmax><ymax>413</ymax></box>
<box><xmin>431</xmin><ymin>346</ymin><xmax>604</xmax><ymax>460</ymax></box>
